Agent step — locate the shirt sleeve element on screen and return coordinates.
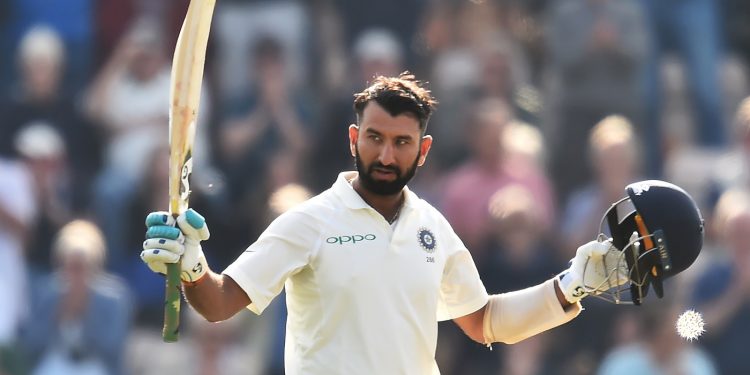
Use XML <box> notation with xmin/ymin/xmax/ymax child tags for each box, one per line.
<box><xmin>436</xmin><ymin>224</ymin><xmax>489</xmax><ymax>321</ymax></box>
<box><xmin>223</xmin><ymin>210</ymin><xmax>320</xmax><ymax>315</ymax></box>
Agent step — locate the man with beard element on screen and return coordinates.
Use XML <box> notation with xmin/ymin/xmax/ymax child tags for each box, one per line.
<box><xmin>140</xmin><ymin>74</ymin><xmax>624</xmax><ymax>374</ymax></box>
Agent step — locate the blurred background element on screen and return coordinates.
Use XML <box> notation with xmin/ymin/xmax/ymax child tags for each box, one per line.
<box><xmin>1</xmin><ymin>0</ymin><xmax>750</xmax><ymax>374</ymax></box>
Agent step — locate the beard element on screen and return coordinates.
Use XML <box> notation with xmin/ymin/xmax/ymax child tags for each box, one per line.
<box><xmin>354</xmin><ymin>145</ymin><xmax>420</xmax><ymax>196</ymax></box>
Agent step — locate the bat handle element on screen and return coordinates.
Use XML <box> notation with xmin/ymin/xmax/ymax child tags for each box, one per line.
<box><xmin>163</xmin><ymin>261</ymin><xmax>182</xmax><ymax>342</ymax></box>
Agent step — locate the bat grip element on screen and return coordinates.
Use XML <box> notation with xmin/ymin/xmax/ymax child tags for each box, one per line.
<box><xmin>163</xmin><ymin>262</ymin><xmax>182</xmax><ymax>342</ymax></box>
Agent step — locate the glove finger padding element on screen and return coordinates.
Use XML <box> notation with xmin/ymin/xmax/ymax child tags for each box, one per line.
<box><xmin>145</xmin><ymin>211</ymin><xmax>176</xmax><ymax>228</ymax></box>
<box><xmin>176</xmin><ymin>209</ymin><xmax>210</xmax><ymax>241</ymax></box>
<box><xmin>140</xmin><ymin>248</ymin><xmax>181</xmax><ymax>275</ymax></box>
<box><xmin>143</xmin><ymin>238</ymin><xmax>185</xmax><ymax>255</ymax></box>
<box><xmin>146</xmin><ymin>225</ymin><xmax>184</xmax><ymax>242</ymax></box>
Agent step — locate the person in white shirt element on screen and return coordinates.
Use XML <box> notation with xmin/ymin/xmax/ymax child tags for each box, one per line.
<box><xmin>141</xmin><ymin>73</ymin><xmax>625</xmax><ymax>374</ymax></box>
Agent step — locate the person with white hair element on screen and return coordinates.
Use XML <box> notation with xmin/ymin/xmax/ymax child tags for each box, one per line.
<box><xmin>2</xmin><ymin>26</ymin><xmax>64</xmax><ymax>159</ymax></box>
<box><xmin>0</xmin><ymin>0</ymin><xmax>95</xmax><ymax>96</ymax></box>
<box><xmin>22</xmin><ymin>220</ymin><xmax>133</xmax><ymax>375</ymax></box>
<box><xmin>1</xmin><ymin>25</ymin><xmax>101</xmax><ymax>213</ymax></box>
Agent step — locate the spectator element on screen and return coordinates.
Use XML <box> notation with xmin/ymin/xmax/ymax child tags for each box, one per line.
<box><xmin>428</xmin><ymin>32</ymin><xmax>534</xmax><ymax>171</ymax></box>
<box><xmin>475</xmin><ymin>35</ymin><xmax>535</xmax><ymax>121</ymax></box>
<box><xmin>550</xmin><ymin>115</ymin><xmax>642</xmax><ymax>374</ymax></box>
<box><xmin>211</xmin><ymin>35</ymin><xmax>314</xmax><ymax>284</ymax></box>
<box><xmin>668</xmin><ymin>96</ymin><xmax>750</xmax><ymax>233</ymax></box>
<box><xmin>561</xmin><ymin>115</ymin><xmax>642</xmax><ymax>255</ymax></box>
<box><xmin>213</xmin><ymin>0</ymin><xmax>308</xmax><ymax>98</ymax></box>
<box><xmin>639</xmin><ymin>0</ymin><xmax>727</xmax><ymax>177</ymax></box>
<box><xmin>0</xmin><ymin>0</ymin><xmax>95</xmax><ymax>96</ymax></box>
<box><xmin>22</xmin><ymin>220</ymin><xmax>133</xmax><ymax>375</ymax></box>
<box><xmin>422</xmin><ymin>3</ymin><xmax>532</xmax><ymax>170</ymax></box>
<box><xmin>15</xmin><ymin>123</ymin><xmax>74</xmax><ymax>275</ymax></box>
<box><xmin>86</xmin><ymin>20</ymin><xmax>171</xmax><ymax>192</ymax></box>
<box><xmin>85</xmin><ymin>20</ymin><xmax>174</xmax><ymax>262</ymax></box>
<box><xmin>597</xmin><ymin>302</ymin><xmax>717</xmax><ymax>375</ymax></box>
<box><xmin>445</xmin><ymin>184</ymin><xmax>561</xmax><ymax>374</ymax></box>
<box><xmin>544</xmin><ymin>0</ymin><xmax>648</xmax><ymax>201</ymax></box>
<box><xmin>334</xmin><ymin>0</ymin><xmax>424</xmax><ymax>67</ymax></box>
<box><xmin>1</xmin><ymin>26</ymin><xmax>101</xmax><ymax>211</ymax></box>
<box><xmin>596</xmin><ymin>301</ymin><xmax>716</xmax><ymax>375</ymax></box>
<box><xmin>482</xmin><ymin>184</ymin><xmax>562</xmax><ymax>292</ymax></box>
<box><xmin>440</xmin><ymin>98</ymin><xmax>555</xmax><ymax>250</ymax></box>
<box><xmin>691</xmin><ymin>188</ymin><xmax>750</xmax><ymax>375</ymax></box>
<box><xmin>217</xmin><ymin>35</ymin><xmax>310</xmax><ymax>207</ymax></box>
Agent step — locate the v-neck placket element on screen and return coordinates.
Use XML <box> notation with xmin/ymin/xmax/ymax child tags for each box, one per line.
<box><xmin>332</xmin><ymin>171</ymin><xmax>417</xmax><ymax>247</ymax></box>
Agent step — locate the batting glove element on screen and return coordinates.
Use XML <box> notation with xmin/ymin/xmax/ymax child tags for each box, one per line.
<box><xmin>558</xmin><ymin>239</ymin><xmax>629</xmax><ymax>303</ymax></box>
<box><xmin>141</xmin><ymin>209</ymin><xmax>210</xmax><ymax>283</ymax></box>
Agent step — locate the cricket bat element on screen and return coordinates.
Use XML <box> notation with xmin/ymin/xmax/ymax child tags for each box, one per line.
<box><xmin>164</xmin><ymin>0</ymin><xmax>216</xmax><ymax>342</ymax></box>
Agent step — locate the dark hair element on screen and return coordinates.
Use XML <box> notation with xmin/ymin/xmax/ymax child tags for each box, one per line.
<box><xmin>353</xmin><ymin>72</ymin><xmax>437</xmax><ymax>132</ymax></box>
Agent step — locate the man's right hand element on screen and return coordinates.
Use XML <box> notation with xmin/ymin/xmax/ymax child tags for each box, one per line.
<box><xmin>141</xmin><ymin>209</ymin><xmax>210</xmax><ymax>283</ymax></box>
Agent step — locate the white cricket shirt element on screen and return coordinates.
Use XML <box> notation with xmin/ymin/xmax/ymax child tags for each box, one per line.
<box><xmin>224</xmin><ymin>172</ymin><xmax>489</xmax><ymax>374</ymax></box>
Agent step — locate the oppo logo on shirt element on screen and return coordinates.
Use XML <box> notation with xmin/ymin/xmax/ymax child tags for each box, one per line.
<box><xmin>326</xmin><ymin>234</ymin><xmax>377</xmax><ymax>245</ymax></box>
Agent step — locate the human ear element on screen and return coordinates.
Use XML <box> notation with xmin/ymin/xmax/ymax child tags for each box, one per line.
<box><xmin>348</xmin><ymin>124</ymin><xmax>359</xmax><ymax>157</ymax></box>
<box><xmin>418</xmin><ymin>135</ymin><xmax>433</xmax><ymax>166</ymax></box>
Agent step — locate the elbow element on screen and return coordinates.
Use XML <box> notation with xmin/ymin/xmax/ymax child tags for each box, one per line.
<box><xmin>196</xmin><ymin>308</ymin><xmax>231</xmax><ymax>323</ymax></box>
<box><xmin>465</xmin><ymin>322</ymin><xmax>485</xmax><ymax>344</ymax></box>
<box><xmin>458</xmin><ymin>308</ymin><xmax>487</xmax><ymax>344</ymax></box>
<box><xmin>204</xmin><ymin>314</ymin><xmax>225</xmax><ymax>323</ymax></box>
<box><xmin>203</xmin><ymin>310</ymin><xmax>233</xmax><ymax>323</ymax></box>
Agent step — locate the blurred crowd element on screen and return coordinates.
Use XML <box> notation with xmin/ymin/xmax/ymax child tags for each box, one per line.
<box><xmin>1</xmin><ymin>0</ymin><xmax>750</xmax><ymax>374</ymax></box>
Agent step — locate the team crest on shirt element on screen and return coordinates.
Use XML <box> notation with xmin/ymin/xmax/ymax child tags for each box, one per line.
<box><xmin>417</xmin><ymin>227</ymin><xmax>437</xmax><ymax>253</ymax></box>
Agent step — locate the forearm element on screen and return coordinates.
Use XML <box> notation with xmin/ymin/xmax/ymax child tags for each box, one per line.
<box><xmin>483</xmin><ymin>278</ymin><xmax>582</xmax><ymax>344</ymax></box>
<box><xmin>183</xmin><ymin>271</ymin><xmax>249</xmax><ymax>322</ymax></box>
<box><xmin>84</xmin><ymin>62</ymin><xmax>124</xmax><ymax>121</ymax></box>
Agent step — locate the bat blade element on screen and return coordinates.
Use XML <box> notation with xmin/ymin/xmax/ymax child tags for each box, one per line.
<box><xmin>164</xmin><ymin>0</ymin><xmax>216</xmax><ymax>343</ymax></box>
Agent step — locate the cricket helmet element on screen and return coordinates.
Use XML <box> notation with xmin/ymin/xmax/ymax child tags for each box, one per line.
<box><xmin>597</xmin><ymin>180</ymin><xmax>705</xmax><ymax>305</ymax></box>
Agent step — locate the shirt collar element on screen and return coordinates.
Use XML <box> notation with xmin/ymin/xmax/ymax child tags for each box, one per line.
<box><xmin>332</xmin><ymin>171</ymin><xmax>418</xmax><ymax>212</ymax></box>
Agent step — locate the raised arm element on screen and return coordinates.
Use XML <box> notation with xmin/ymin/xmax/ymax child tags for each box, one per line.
<box><xmin>84</xmin><ymin>33</ymin><xmax>135</xmax><ymax>123</ymax></box>
<box><xmin>455</xmin><ymin>240</ymin><xmax>625</xmax><ymax>345</ymax></box>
